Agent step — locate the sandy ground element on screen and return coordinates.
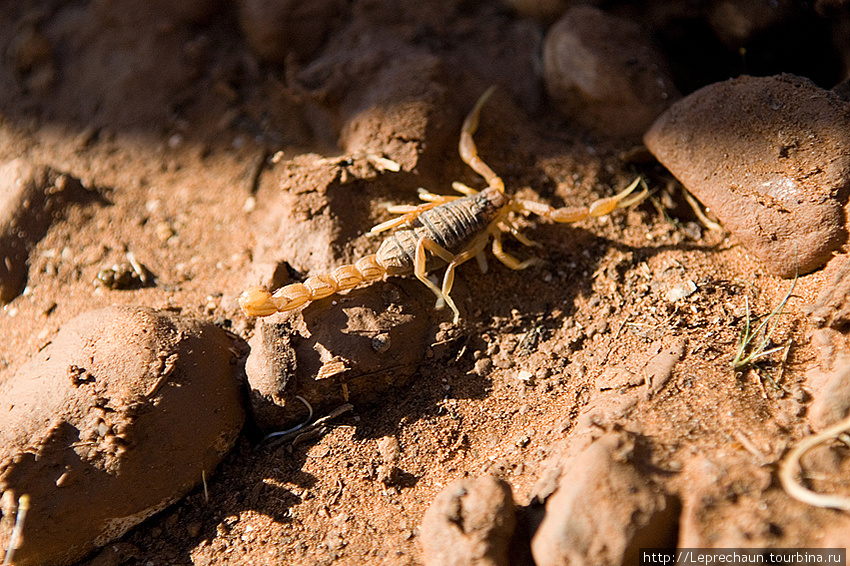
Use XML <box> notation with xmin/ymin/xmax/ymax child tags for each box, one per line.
<box><xmin>1</xmin><ymin>1</ymin><xmax>850</xmax><ymax>564</ymax></box>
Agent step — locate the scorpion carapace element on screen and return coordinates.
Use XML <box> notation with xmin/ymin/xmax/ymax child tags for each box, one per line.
<box><xmin>239</xmin><ymin>86</ymin><xmax>646</xmax><ymax>322</ymax></box>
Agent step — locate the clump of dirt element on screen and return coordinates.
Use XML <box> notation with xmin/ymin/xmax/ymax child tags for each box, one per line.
<box><xmin>0</xmin><ymin>0</ymin><xmax>849</xmax><ymax>565</ymax></box>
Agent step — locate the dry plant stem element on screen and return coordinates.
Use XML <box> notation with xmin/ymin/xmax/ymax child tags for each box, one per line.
<box><xmin>2</xmin><ymin>494</ymin><xmax>30</xmax><ymax>566</ymax></box>
<box><xmin>779</xmin><ymin>412</ymin><xmax>850</xmax><ymax>511</ymax></box>
<box><xmin>262</xmin><ymin>395</ymin><xmax>314</xmax><ymax>442</ymax></box>
<box><xmin>266</xmin><ymin>403</ymin><xmax>354</xmax><ymax>449</ymax></box>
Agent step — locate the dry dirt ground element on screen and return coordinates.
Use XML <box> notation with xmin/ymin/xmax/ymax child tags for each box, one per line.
<box><xmin>1</xmin><ymin>1</ymin><xmax>850</xmax><ymax>565</ymax></box>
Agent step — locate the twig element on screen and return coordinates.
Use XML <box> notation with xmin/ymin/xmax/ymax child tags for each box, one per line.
<box><xmin>779</xmin><ymin>412</ymin><xmax>850</xmax><ymax>511</ymax></box>
<box><xmin>682</xmin><ymin>189</ymin><xmax>723</xmax><ymax>231</ymax></box>
<box><xmin>3</xmin><ymin>494</ymin><xmax>30</xmax><ymax>566</ymax></box>
<box><xmin>202</xmin><ymin>470</ymin><xmax>209</xmax><ymax>503</ymax></box>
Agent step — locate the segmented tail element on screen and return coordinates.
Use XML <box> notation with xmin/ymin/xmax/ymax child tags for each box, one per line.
<box><xmin>239</xmin><ymin>255</ymin><xmax>386</xmax><ymax>317</ymax></box>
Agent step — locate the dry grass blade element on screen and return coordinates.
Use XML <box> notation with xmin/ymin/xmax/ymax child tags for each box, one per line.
<box><xmin>732</xmin><ymin>273</ymin><xmax>797</xmax><ymax>371</ymax></box>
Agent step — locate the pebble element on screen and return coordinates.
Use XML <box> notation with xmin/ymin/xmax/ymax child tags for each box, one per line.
<box><xmin>664</xmin><ymin>280</ymin><xmax>697</xmax><ymax>303</ymax></box>
<box><xmin>0</xmin><ymin>307</ymin><xmax>245</xmax><ymax>566</ymax></box>
<box><xmin>543</xmin><ymin>6</ymin><xmax>680</xmax><ymax>139</ymax></box>
<box><xmin>645</xmin><ymin>74</ymin><xmax>850</xmax><ymax>277</ymax></box>
<box><xmin>421</xmin><ymin>475</ymin><xmax>516</xmax><ymax>566</ymax></box>
<box><xmin>531</xmin><ymin>432</ymin><xmax>678</xmax><ymax>566</ymax></box>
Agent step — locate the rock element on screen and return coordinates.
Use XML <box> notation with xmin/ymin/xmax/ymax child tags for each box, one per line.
<box><xmin>0</xmin><ymin>159</ymin><xmax>97</xmax><ymax>304</ymax></box>
<box><xmin>645</xmin><ymin>74</ymin><xmax>850</xmax><ymax>277</ymax></box>
<box><xmin>336</xmin><ymin>51</ymin><xmax>452</xmax><ymax>174</ymax></box>
<box><xmin>0</xmin><ymin>307</ymin><xmax>245</xmax><ymax>566</ymax></box>
<box><xmin>238</xmin><ymin>0</ymin><xmax>343</xmax><ymax>64</ymax></box>
<box><xmin>531</xmin><ymin>432</ymin><xmax>678</xmax><ymax>566</ymax></box>
<box><xmin>297</xmin><ymin>32</ymin><xmax>456</xmax><ymax>174</ymax></box>
<box><xmin>543</xmin><ymin>6</ymin><xmax>680</xmax><ymax>139</ymax></box>
<box><xmin>246</xmin><ymin>279</ymin><xmax>432</xmax><ymax>430</ymax></box>
<box><xmin>807</xmin><ymin>362</ymin><xmax>850</xmax><ymax>431</ymax></box>
<box><xmin>421</xmin><ymin>475</ymin><xmax>516</xmax><ymax>566</ymax></box>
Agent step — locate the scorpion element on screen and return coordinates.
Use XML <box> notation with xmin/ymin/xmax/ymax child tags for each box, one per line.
<box><xmin>239</xmin><ymin>86</ymin><xmax>646</xmax><ymax>323</ymax></box>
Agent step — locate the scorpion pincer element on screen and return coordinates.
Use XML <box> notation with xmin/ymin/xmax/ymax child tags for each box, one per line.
<box><xmin>239</xmin><ymin>86</ymin><xmax>646</xmax><ymax>323</ymax></box>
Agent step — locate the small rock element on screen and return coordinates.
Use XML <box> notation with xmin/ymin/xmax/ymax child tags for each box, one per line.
<box><xmin>239</xmin><ymin>0</ymin><xmax>341</xmax><ymax>64</ymax></box>
<box><xmin>531</xmin><ymin>433</ymin><xmax>678</xmax><ymax>566</ymax></box>
<box><xmin>421</xmin><ymin>475</ymin><xmax>516</xmax><ymax>566</ymax></box>
<box><xmin>377</xmin><ymin>435</ymin><xmax>401</xmax><ymax>464</ymax></box>
<box><xmin>707</xmin><ymin>0</ymin><xmax>797</xmax><ymax>47</ymax></box>
<box><xmin>664</xmin><ymin>280</ymin><xmax>697</xmax><ymax>303</ymax></box>
<box><xmin>0</xmin><ymin>159</ymin><xmax>97</xmax><ymax>303</ymax></box>
<box><xmin>645</xmin><ymin>74</ymin><xmax>850</xmax><ymax>277</ymax></box>
<box><xmin>543</xmin><ymin>6</ymin><xmax>680</xmax><ymax>139</ymax></box>
<box><xmin>0</xmin><ymin>307</ymin><xmax>245</xmax><ymax>566</ymax></box>
<box><xmin>377</xmin><ymin>435</ymin><xmax>402</xmax><ymax>486</ymax></box>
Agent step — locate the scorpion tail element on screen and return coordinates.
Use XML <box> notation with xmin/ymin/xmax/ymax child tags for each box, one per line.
<box><xmin>459</xmin><ymin>86</ymin><xmax>505</xmax><ymax>194</ymax></box>
<box><xmin>238</xmin><ymin>255</ymin><xmax>386</xmax><ymax>317</ymax></box>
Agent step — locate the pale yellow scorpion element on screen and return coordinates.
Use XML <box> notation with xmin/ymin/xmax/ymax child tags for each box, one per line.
<box><xmin>239</xmin><ymin>87</ymin><xmax>645</xmax><ymax>323</ymax></box>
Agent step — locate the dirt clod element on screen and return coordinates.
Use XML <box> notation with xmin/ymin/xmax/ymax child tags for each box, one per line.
<box><xmin>421</xmin><ymin>475</ymin><xmax>516</xmax><ymax>566</ymax></box>
<box><xmin>0</xmin><ymin>159</ymin><xmax>96</xmax><ymax>304</ymax></box>
<box><xmin>246</xmin><ymin>279</ymin><xmax>432</xmax><ymax>430</ymax></box>
<box><xmin>807</xmin><ymin>361</ymin><xmax>850</xmax><ymax>430</ymax></box>
<box><xmin>530</xmin><ymin>433</ymin><xmax>678</xmax><ymax>566</ymax></box>
<box><xmin>0</xmin><ymin>307</ymin><xmax>244</xmax><ymax>566</ymax></box>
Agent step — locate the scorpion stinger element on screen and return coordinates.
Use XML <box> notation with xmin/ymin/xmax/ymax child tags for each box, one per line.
<box><xmin>239</xmin><ymin>86</ymin><xmax>647</xmax><ymax>323</ymax></box>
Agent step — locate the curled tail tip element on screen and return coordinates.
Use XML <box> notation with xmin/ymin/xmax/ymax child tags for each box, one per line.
<box><xmin>239</xmin><ymin>286</ymin><xmax>278</xmax><ymax>317</ymax></box>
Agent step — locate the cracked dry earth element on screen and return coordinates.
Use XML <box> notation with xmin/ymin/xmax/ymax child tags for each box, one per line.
<box><xmin>1</xmin><ymin>1</ymin><xmax>850</xmax><ymax>565</ymax></box>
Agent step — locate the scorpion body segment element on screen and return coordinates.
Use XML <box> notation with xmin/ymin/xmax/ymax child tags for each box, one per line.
<box><xmin>376</xmin><ymin>187</ymin><xmax>509</xmax><ymax>276</ymax></box>
<box><xmin>239</xmin><ymin>86</ymin><xmax>646</xmax><ymax>322</ymax></box>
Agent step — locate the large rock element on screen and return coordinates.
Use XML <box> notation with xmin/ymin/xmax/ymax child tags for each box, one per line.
<box><xmin>645</xmin><ymin>74</ymin><xmax>850</xmax><ymax>277</ymax></box>
<box><xmin>0</xmin><ymin>307</ymin><xmax>245</xmax><ymax>566</ymax></box>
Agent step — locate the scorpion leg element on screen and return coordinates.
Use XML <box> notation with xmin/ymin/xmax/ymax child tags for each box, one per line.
<box><xmin>520</xmin><ymin>177</ymin><xmax>646</xmax><ymax>223</ymax></box>
<box><xmin>439</xmin><ymin>236</ymin><xmax>490</xmax><ymax>322</ymax></box>
<box><xmin>459</xmin><ymin>86</ymin><xmax>505</xmax><ymax>193</ymax></box>
<box><xmin>414</xmin><ymin>237</ymin><xmax>462</xmax><ymax>321</ymax></box>
<box><xmin>451</xmin><ymin>182</ymin><xmax>479</xmax><ymax>196</ymax></box>
<box><xmin>372</xmin><ymin>191</ymin><xmax>462</xmax><ymax>235</ymax></box>
<box><xmin>371</xmin><ymin>203</ymin><xmax>440</xmax><ymax>234</ymax></box>
<box><xmin>491</xmin><ymin>231</ymin><xmax>544</xmax><ymax>270</ymax></box>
